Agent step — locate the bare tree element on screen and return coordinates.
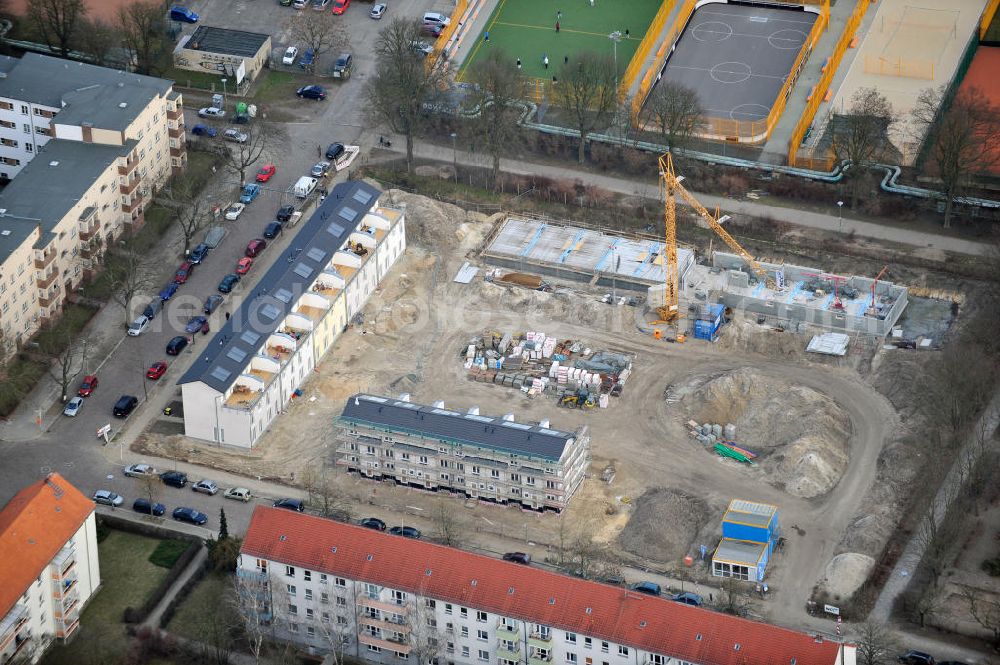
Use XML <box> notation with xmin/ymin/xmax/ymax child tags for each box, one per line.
<box><xmin>567</xmin><ymin>534</ymin><xmax>601</xmax><ymax>579</ymax></box>
<box><xmin>469</xmin><ymin>49</ymin><xmax>525</xmax><ymax>187</ymax></box>
<box><xmin>107</xmin><ymin>247</ymin><xmax>154</xmax><ymax>326</ymax></box>
<box><xmin>138</xmin><ymin>473</ymin><xmax>162</xmax><ymax>512</ymax></box>
<box><xmin>407</xmin><ymin>595</ymin><xmax>445</xmax><ymax>665</ymax></box>
<box><xmin>309</xmin><ymin>596</ymin><xmax>356</xmax><ymax>665</ymax></box>
<box><xmin>643</xmin><ymin>80</ymin><xmax>704</xmax><ymax>154</ymax></box>
<box><xmin>831</xmin><ymin>87</ymin><xmax>897</xmax><ymax>209</ymax></box>
<box><xmin>964</xmin><ymin>587</ymin><xmax>1000</xmax><ymax>647</ymax></box>
<box><xmin>365</xmin><ymin>18</ymin><xmax>447</xmax><ymax>173</ymax></box>
<box><xmin>197</xmin><ymin>607</ymin><xmax>236</xmax><ymax>665</ymax></box>
<box><xmin>924</xmin><ymin>345</ymin><xmax>997</xmax><ymax>447</ymax></box>
<box><xmin>216</xmin><ymin>123</ymin><xmax>284</xmax><ymax>189</ymax></box>
<box><xmin>233</xmin><ymin>568</ymin><xmax>273</xmax><ymax>665</ymax></box>
<box><xmin>157</xmin><ymin>181</ymin><xmax>212</xmax><ymax>256</ymax></box>
<box><xmin>551</xmin><ymin>52</ymin><xmax>619</xmax><ymax>164</ymax></box>
<box><xmin>27</xmin><ymin>0</ymin><xmax>87</xmax><ymax>58</ymax></box>
<box><xmin>855</xmin><ymin>620</ymin><xmax>897</xmax><ymax>665</ymax></box>
<box><xmin>302</xmin><ymin>467</ymin><xmax>352</xmax><ymax>521</ymax></box>
<box><xmin>910</xmin><ymin>585</ymin><xmax>945</xmax><ymax>629</ymax></box>
<box><xmin>914</xmin><ymin>502</ymin><xmax>962</xmax><ymax>591</ymax></box>
<box><xmin>912</xmin><ymin>86</ymin><xmax>1000</xmax><ymax>228</ymax></box>
<box><xmin>77</xmin><ymin>19</ymin><xmax>120</xmax><ymax>68</ymax></box>
<box><xmin>717</xmin><ymin>577</ymin><xmax>754</xmax><ymax>617</ymax></box>
<box><xmin>118</xmin><ymin>0</ymin><xmax>171</xmax><ymax>76</ymax></box>
<box><xmin>41</xmin><ymin>332</ymin><xmax>88</xmax><ymax>403</ymax></box>
<box><xmin>285</xmin><ymin>12</ymin><xmax>350</xmax><ymax>72</ymax></box>
<box><xmin>432</xmin><ymin>498</ymin><xmax>459</xmax><ymax>546</ymax></box>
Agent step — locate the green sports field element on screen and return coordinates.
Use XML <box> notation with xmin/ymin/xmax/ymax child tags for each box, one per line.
<box><xmin>456</xmin><ymin>0</ymin><xmax>663</xmax><ymax>82</ymax></box>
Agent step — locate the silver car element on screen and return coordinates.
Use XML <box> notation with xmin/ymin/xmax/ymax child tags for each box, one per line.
<box><xmin>124</xmin><ymin>463</ymin><xmax>157</xmax><ymax>478</ymax></box>
<box><xmin>192</xmin><ymin>479</ymin><xmax>219</xmax><ymax>495</ymax></box>
<box><xmin>311</xmin><ymin>161</ymin><xmax>331</xmax><ymax>177</ymax></box>
<box><xmin>198</xmin><ymin>107</ymin><xmax>225</xmax><ymax>118</ymax></box>
<box><xmin>370</xmin><ymin>3</ymin><xmax>386</xmax><ymax>19</ymax></box>
<box><xmin>224</xmin><ymin>487</ymin><xmax>253</xmax><ymax>502</ymax></box>
<box><xmin>63</xmin><ymin>396</ymin><xmax>84</xmax><ymax>417</ymax></box>
<box><xmin>128</xmin><ymin>314</ymin><xmax>150</xmax><ymax>336</ymax></box>
<box><xmin>224</xmin><ymin>128</ymin><xmax>248</xmax><ymax>143</ymax></box>
<box><xmin>93</xmin><ymin>490</ymin><xmax>124</xmax><ymax>507</ymax></box>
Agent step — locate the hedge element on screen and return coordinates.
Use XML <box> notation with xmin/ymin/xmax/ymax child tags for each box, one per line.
<box><xmin>123</xmin><ymin>542</ymin><xmax>202</xmax><ymax>625</ymax></box>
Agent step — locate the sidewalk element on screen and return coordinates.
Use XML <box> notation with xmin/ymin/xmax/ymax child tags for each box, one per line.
<box><xmin>143</xmin><ymin>544</ymin><xmax>209</xmax><ymax>629</ymax></box>
<box><xmin>383</xmin><ymin>138</ymin><xmax>994</xmax><ymax>257</ymax></box>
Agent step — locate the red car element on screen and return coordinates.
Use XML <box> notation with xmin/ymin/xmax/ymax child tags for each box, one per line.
<box><xmin>255</xmin><ymin>164</ymin><xmax>276</xmax><ymax>182</ymax></box>
<box><xmin>245</xmin><ymin>238</ymin><xmax>267</xmax><ymax>257</ymax></box>
<box><xmin>146</xmin><ymin>361</ymin><xmax>168</xmax><ymax>380</ymax></box>
<box><xmin>236</xmin><ymin>257</ymin><xmax>253</xmax><ymax>275</ymax></box>
<box><xmin>77</xmin><ymin>374</ymin><xmax>99</xmax><ymax>397</ymax></box>
<box><xmin>174</xmin><ymin>261</ymin><xmax>195</xmax><ymax>284</ymax></box>
<box><xmin>332</xmin><ymin>0</ymin><xmax>349</xmax><ymax>13</ymax></box>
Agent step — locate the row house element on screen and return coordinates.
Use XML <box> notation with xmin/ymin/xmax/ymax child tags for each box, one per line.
<box><xmin>336</xmin><ymin>394</ymin><xmax>590</xmax><ymax>512</ymax></box>
<box><xmin>178</xmin><ymin>181</ymin><xmax>406</xmax><ymax>449</ymax></box>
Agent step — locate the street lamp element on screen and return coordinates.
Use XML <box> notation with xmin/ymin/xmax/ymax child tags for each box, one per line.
<box><xmin>837</xmin><ymin>200</ymin><xmax>844</xmax><ymax>233</ymax></box>
<box><xmin>220</xmin><ymin>78</ymin><xmax>228</xmax><ymax>108</ymax></box>
<box><xmin>609</xmin><ymin>31</ymin><xmax>622</xmax><ymax>90</ymax></box>
<box><xmin>450</xmin><ymin>132</ymin><xmax>458</xmax><ymax>184</ymax></box>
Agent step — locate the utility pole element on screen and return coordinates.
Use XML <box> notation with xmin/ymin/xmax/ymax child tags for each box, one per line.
<box><xmin>609</xmin><ymin>31</ymin><xmax>622</xmax><ymax>91</ymax></box>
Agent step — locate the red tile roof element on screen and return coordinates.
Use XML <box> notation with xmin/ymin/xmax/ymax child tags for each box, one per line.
<box><xmin>0</xmin><ymin>473</ymin><xmax>95</xmax><ymax>618</ymax></box>
<box><xmin>243</xmin><ymin>507</ymin><xmax>843</xmax><ymax>665</ymax></box>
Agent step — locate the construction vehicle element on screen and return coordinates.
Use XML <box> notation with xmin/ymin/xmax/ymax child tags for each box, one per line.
<box><xmin>655</xmin><ymin>153</ymin><xmax>775</xmax><ymax>324</ymax></box>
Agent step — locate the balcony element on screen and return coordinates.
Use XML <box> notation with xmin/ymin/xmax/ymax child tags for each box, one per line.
<box><xmin>497</xmin><ymin>643</ymin><xmax>521</xmax><ymax>661</ymax></box>
<box><xmin>79</xmin><ymin>218</ymin><xmax>100</xmax><ymax>241</ymax></box>
<box><xmin>34</xmin><ymin>248</ymin><xmax>55</xmax><ymax>270</ymax></box>
<box><xmin>118</xmin><ymin>156</ymin><xmax>138</xmax><ymax>176</ymax></box>
<box><xmin>496</xmin><ymin>624</ymin><xmax>519</xmax><ymax>641</ymax></box>
<box><xmin>358</xmin><ymin>616</ymin><xmax>411</xmax><ymax>634</ymax></box>
<box><xmin>168</xmin><ymin>125</ymin><xmax>184</xmax><ymax>139</ymax></box>
<box><xmin>358</xmin><ymin>632</ymin><xmax>412</xmax><ymax>655</ymax></box>
<box><xmin>36</xmin><ymin>267</ymin><xmax>59</xmax><ymax>289</ymax></box>
<box><xmin>528</xmin><ymin>633</ymin><xmax>552</xmax><ymax>648</ymax></box>
<box><xmin>122</xmin><ymin>192</ymin><xmax>145</xmax><ymax>214</ymax></box>
<box><xmin>8</xmin><ymin>630</ymin><xmax>32</xmax><ymax>660</ymax></box>
<box><xmin>120</xmin><ymin>174</ymin><xmax>140</xmax><ymax>196</ymax></box>
<box><xmin>0</xmin><ymin>604</ymin><xmax>29</xmax><ymax>652</ymax></box>
<box><xmin>357</xmin><ymin>595</ymin><xmax>409</xmax><ymax>616</ymax></box>
<box><xmin>169</xmin><ymin>145</ymin><xmax>184</xmax><ymax>158</ymax></box>
<box><xmin>225</xmin><ymin>374</ymin><xmax>265</xmax><ymax>409</ymax></box>
<box><xmin>167</xmin><ymin>106</ymin><xmax>182</xmax><ymax>120</ymax></box>
<box><xmin>39</xmin><ymin>290</ymin><xmax>60</xmax><ymax>309</ymax></box>
<box><xmin>528</xmin><ymin>654</ymin><xmax>553</xmax><ymax>665</ymax></box>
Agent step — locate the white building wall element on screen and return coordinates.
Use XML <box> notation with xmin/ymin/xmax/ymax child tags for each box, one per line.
<box><xmin>0</xmin><ymin>99</ymin><xmax>58</xmax><ymax>179</ymax></box>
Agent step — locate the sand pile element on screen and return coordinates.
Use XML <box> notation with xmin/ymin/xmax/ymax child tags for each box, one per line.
<box><xmin>683</xmin><ymin>367</ymin><xmax>851</xmax><ymax>498</ymax></box>
<box><xmin>619</xmin><ymin>488</ymin><xmax>710</xmax><ymax>563</ymax></box>
<box><xmin>817</xmin><ymin>553</ymin><xmax>875</xmax><ymax>601</ymax></box>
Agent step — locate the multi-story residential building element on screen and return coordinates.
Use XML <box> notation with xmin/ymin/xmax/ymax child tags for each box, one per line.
<box><xmin>240</xmin><ymin>507</ymin><xmax>855</xmax><ymax>665</ymax></box>
<box><xmin>178</xmin><ymin>181</ymin><xmax>406</xmax><ymax>449</ymax></box>
<box><xmin>0</xmin><ymin>473</ymin><xmax>101</xmax><ymax>664</ymax></box>
<box><xmin>336</xmin><ymin>395</ymin><xmax>590</xmax><ymax>512</ymax></box>
<box><xmin>0</xmin><ymin>53</ymin><xmax>186</xmax><ymax>357</ymax></box>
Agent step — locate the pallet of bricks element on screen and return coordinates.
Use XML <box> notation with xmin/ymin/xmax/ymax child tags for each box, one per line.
<box><xmin>464</xmin><ymin>330</ymin><xmax>633</xmax><ymax>410</ymax></box>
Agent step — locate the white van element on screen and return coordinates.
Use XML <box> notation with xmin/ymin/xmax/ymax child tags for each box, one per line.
<box><xmin>422</xmin><ymin>11</ymin><xmax>451</xmax><ymax>29</ymax></box>
<box><xmin>293</xmin><ymin>176</ymin><xmax>318</xmax><ymax>199</ymax></box>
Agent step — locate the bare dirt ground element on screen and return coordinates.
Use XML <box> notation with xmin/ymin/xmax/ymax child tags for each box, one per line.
<box><xmin>136</xmin><ymin>187</ymin><xmax>938</xmax><ymax>630</ymax></box>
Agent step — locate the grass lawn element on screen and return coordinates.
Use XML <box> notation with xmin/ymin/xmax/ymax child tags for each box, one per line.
<box><xmin>149</xmin><ymin>540</ymin><xmax>190</xmax><ymax>569</ymax></box>
<box><xmin>42</xmin><ymin>530</ymin><xmax>173</xmax><ymax>665</ymax></box>
<box><xmin>164</xmin><ymin>67</ymin><xmax>230</xmax><ymax>93</ymax></box>
<box><xmin>165</xmin><ymin>571</ymin><xmax>236</xmax><ymax>641</ymax></box>
<box><xmin>252</xmin><ymin>69</ymin><xmax>315</xmax><ymax>104</ymax></box>
<box><xmin>456</xmin><ymin>0</ymin><xmax>661</xmax><ymax>82</ymax></box>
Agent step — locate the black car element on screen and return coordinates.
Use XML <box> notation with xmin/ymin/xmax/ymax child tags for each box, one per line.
<box><xmin>132</xmin><ymin>498</ymin><xmax>166</xmax><ymax>516</ymax></box>
<box><xmin>204</xmin><ymin>294</ymin><xmax>224</xmax><ymax>314</ymax></box>
<box><xmin>160</xmin><ymin>470</ymin><xmax>189</xmax><ymax>488</ymax></box>
<box><xmin>172</xmin><ymin>507</ymin><xmax>208</xmax><ymax>525</ymax></box>
<box><xmin>273</xmin><ymin>498</ymin><xmax>304</xmax><ymax>512</ymax></box>
<box><xmin>189</xmin><ymin>243</ymin><xmax>210</xmax><ymax>264</ymax></box>
<box><xmin>297</xmin><ymin>85</ymin><xmax>326</xmax><ymax>100</ymax></box>
<box><xmin>898</xmin><ymin>652</ymin><xmax>935</xmax><ymax>665</ymax></box>
<box><xmin>389</xmin><ymin>525</ymin><xmax>421</xmax><ymax>539</ymax></box>
<box><xmin>166</xmin><ymin>335</ymin><xmax>189</xmax><ymax>356</ymax></box>
<box><xmin>218</xmin><ymin>274</ymin><xmax>240</xmax><ymax>294</ymax></box>
<box><xmin>263</xmin><ymin>221</ymin><xmax>283</xmax><ymax>239</ymax></box>
<box><xmin>360</xmin><ymin>517</ymin><xmax>386</xmax><ymax>531</ymax></box>
<box><xmin>276</xmin><ymin>204</ymin><xmax>295</xmax><ymax>222</ymax></box>
<box><xmin>325</xmin><ymin>142</ymin><xmax>345</xmax><ymax>161</ymax></box>
<box><xmin>502</xmin><ymin>552</ymin><xmax>531</xmax><ymax>565</ymax></box>
<box><xmin>113</xmin><ymin>395</ymin><xmax>139</xmax><ymax>418</ymax></box>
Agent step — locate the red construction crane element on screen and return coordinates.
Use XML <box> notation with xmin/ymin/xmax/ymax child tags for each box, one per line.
<box><xmin>870</xmin><ymin>265</ymin><xmax>889</xmax><ymax>312</ymax></box>
<box><xmin>803</xmin><ymin>272</ymin><xmax>848</xmax><ymax>310</ymax></box>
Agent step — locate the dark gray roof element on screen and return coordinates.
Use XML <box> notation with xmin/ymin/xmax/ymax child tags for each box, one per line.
<box><xmin>0</xmin><ymin>218</ymin><xmax>39</xmax><ymax>262</ymax></box>
<box><xmin>340</xmin><ymin>394</ymin><xmax>576</xmax><ymax>461</ymax></box>
<box><xmin>0</xmin><ymin>53</ymin><xmax>172</xmax><ymax>129</ymax></box>
<box><xmin>185</xmin><ymin>26</ymin><xmax>270</xmax><ymax>57</ymax></box>
<box><xmin>0</xmin><ymin>140</ymin><xmax>128</xmax><ymax>248</ymax></box>
<box><xmin>178</xmin><ymin>180</ymin><xmax>381</xmax><ymax>393</ymax></box>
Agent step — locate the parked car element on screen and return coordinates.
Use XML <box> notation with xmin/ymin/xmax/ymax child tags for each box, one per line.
<box><xmin>146</xmin><ymin>361</ymin><xmax>168</xmax><ymax>380</ymax></box>
<box><xmin>191</xmin><ymin>124</ymin><xmax>217</xmax><ymax>137</ymax></box>
<box><xmin>898</xmin><ymin>652</ymin><xmax>935</xmax><ymax>665</ymax></box>
<box><xmin>160</xmin><ymin>470</ymin><xmax>188</xmax><ymax>488</ymax></box>
<box><xmin>313</xmin><ymin>0</ymin><xmax>330</xmax><ymax>9</ymax></box>
<box><xmin>389</xmin><ymin>525</ymin><xmax>421</xmax><ymax>539</ymax></box>
<box><xmin>124</xmin><ymin>463</ymin><xmax>157</xmax><ymax>478</ymax></box>
<box><xmin>172</xmin><ymin>507</ymin><xmax>208</xmax><ymax>525</ymax></box>
<box><xmin>77</xmin><ymin>374</ymin><xmax>99</xmax><ymax>397</ymax></box>
<box><xmin>281</xmin><ymin>46</ymin><xmax>299</xmax><ymax>65</ymax></box>
<box><xmin>218</xmin><ymin>274</ymin><xmax>241</xmax><ymax>293</ymax></box>
<box><xmin>672</xmin><ymin>592</ymin><xmax>703</xmax><ymax>606</ymax></box>
<box><xmin>325</xmin><ymin>142</ymin><xmax>345</xmax><ymax>160</ymax></box>
<box><xmin>276</xmin><ymin>204</ymin><xmax>295</xmax><ymax>222</ymax></box>
<box><xmin>93</xmin><ymin>490</ymin><xmax>124</xmax><ymax>507</ymax></box>
<box><xmin>127</xmin><ymin>315</ymin><xmax>150</xmax><ymax>336</ymax></box>
<box><xmin>369</xmin><ymin>3</ymin><xmax>386</xmax><ymax>19</ymax></box>
<box><xmin>296</xmin><ymin>85</ymin><xmax>325</xmax><ymax>100</ymax></box>
<box><xmin>113</xmin><ymin>395</ymin><xmax>139</xmax><ymax>417</ymax></box>
<box><xmin>630</xmin><ymin>581</ymin><xmax>661</xmax><ymax>596</ymax></box>
<box><xmin>263</xmin><ymin>222</ymin><xmax>283</xmax><ymax>239</ymax></box>
<box><xmin>421</xmin><ymin>23</ymin><xmax>443</xmax><ymax>37</ymax></box>
<box><xmin>63</xmin><ymin>396</ymin><xmax>84</xmax><ymax>417</ymax></box>
<box><xmin>273</xmin><ymin>498</ymin><xmax>304</xmax><ymax>512</ymax></box>
<box><xmin>235</xmin><ymin>257</ymin><xmax>253</xmax><ymax>275</ymax></box>
<box><xmin>192</xmin><ymin>479</ymin><xmax>219</xmax><ymax>495</ymax></box>
<box><xmin>410</xmin><ymin>40</ymin><xmax>433</xmax><ymax>56</ymax></box>
<box><xmin>184</xmin><ymin>315</ymin><xmax>209</xmax><ymax>334</ymax></box>
<box><xmin>224</xmin><ymin>487</ymin><xmax>253</xmax><ymax>502</ymax></box>
<box><xmin>197</xmin><ymin>107</ymin><xmax>224</xmax><ymax>118</ymax></box>
<box><xmin>132</xmin><ymin>498</ymin><xmax>166</xmax><ymax>516</ymax></box>
<box><xmin>299</xmin><ymin>48</ymin><xmax>315</xmax><ymax>68</ymax></box>
<box><xmin>224</xmin><ymin>203</ymin><xmax>246</xmax><ymax>220</ymax></box>
<box><xmin>174</xmin><ymin>261</ymin><xmax>195</xmax><ymax>284</ymax></box>
<box><xmin>204</xmin><ymin>294</ymin><xmax>224</xmax><ymax>314</ymax></box>
<box><xmin>502</xmin><ymin>552</ymin><xmax>531</xmax><ymax>565</ymax></box>
<box><xmin>245</xmin><ymin>238</ymin><xmax>267</xmax><ymax>257</ymax></box>
<box><xmin>332</xmin><ymin>0</ymin><xmax>349</xmax><ymax>14</ymax></box>
<box><xmin>159</xmin><ymin>282</ymin><xmax>179</xmax><ymax>301</ymax></box>
<box><xmin>311</xmin><ymin>161</ymin><xmax>331</xmax><ymax>177</ymax></box>
<box><xmin>224</xmin><ymin>128</ymin><xmax>248</xmax><ymax>143</ymax></box>
<box><xmin>189</xmin><ymin>243</ymin><xmax>210</xmax><ymax>264</ymax></box>
<box><xmin>169</xmin><ymin>5</ymin><xmax>199</xmax><ymax>22</ymax></box>
<box><xmin>333</xmin><ymin>53</ymin><xmax>352</xmax><ymax>79</ymax></box>
<box><xmin>143</xmin><ymin>298</ymin><xmax>163</xmax><ymax>320</ymax></box>
<box><xmin>166</xmin><ymin>335</ymin><xmax>189</xmax><ymax>356</ymax></box>
<box><xmin>255</xmin><ymin>164</ymin><xmax>276</xmax><ymax>182</ymax></box>
<box><xmin>240</xmin><ymin>183</ymin><xmax>261</xmax><ymax>203</ymax></box>
<box><xmin>292</xmin><ymin>0</ymin><xmax>306</xmax><ymax>8</ymax></box>
<box><xmin>360</xmin><ymin>517</ymin><xmax>386</xmax><ymax>530</ymax></box>
<box><xmin>422</xmin><ymin>11</ymin><xmax>450</xmax><ymax>28</ymax></box>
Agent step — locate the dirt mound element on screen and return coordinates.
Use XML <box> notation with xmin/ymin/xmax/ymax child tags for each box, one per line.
<box><xmin>817</xmin><ymin>552</ymin><xmax>875</xmax><ymax>601</ymax></box>
<box><xmin>619</xmin><ymin>488</ymin><xmax>710</xmax><ymax>563</ymax></box>
<box><xmin>474</xmin><ymin>281</ymin><xmax>622</xmax><ymax>329</ymax></box>
<box><xmin>682</xmin><ymin>367</ymin><xmax>851</xmax><ymax>498</ymax></box>
<box><xmin>383</xmin><ymin>189</ymin><xmax>481</xmax><ymax>249</ymax></box>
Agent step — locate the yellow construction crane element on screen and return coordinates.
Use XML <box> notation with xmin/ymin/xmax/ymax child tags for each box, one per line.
<box><xmin>655</xmin><ymin>153</ymin><xmax>774</xmax><ymax>323</ymax></box>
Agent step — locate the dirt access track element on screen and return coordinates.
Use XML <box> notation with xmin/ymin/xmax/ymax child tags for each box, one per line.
<box><xmin>142</xmin><ymin>191</ymin><xmax>898</xmax><ymax>625</ymax></box>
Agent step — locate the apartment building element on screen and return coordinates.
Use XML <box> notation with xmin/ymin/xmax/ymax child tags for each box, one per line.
<box><xmin>336</xmin><ymin>395</ymin><xmax>590</xmax><ymax>512</ymax></box>
<box><xmin>178</xmin><ymin>181</ymin><xmax>406</xmax><ymax>449</ymax></box>
<box><xmin>0</xmin><ymin>473</ymin><xmax>101</xmax><ymax>664</ymax></box>
<box><xmin>240</xmin><ymin>507</ymin><xmax>856</xmax><ymax>665</ymax></box>
<box><xmin>0</xmin><ymin>53</ymin><xmax>186</xmax><ymax>357</ymax></box>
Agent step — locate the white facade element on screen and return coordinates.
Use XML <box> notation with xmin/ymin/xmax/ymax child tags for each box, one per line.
<box><xmin>0</xmin><ymin>98</ymin><xmax>57</xmax><ymax>178</ymax></box>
